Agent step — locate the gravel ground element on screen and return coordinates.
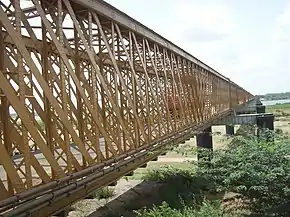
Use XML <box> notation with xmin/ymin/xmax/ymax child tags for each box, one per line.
<box><xmin>68</xmin><ymin>180</ymin><xmax>143</xmax><ymax>217</ymax></box>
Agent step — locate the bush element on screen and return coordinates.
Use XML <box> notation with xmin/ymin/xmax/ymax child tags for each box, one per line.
<box><xmin>95</xmin><ymin>187</ymin><xmax>115</xmax><ymax>199</ymax></box>
<box><xmin>137</xmin><ymin>126</ymin><xmax>290</xmax><ymax>216</ymax></box>
<box><xmin>275</xmin><ymin>128</ymin><xmax>283</xmax><ymax>135</ymax></box>
<box><xmin>196</xmin><ymin>129</ymin><xmax>290</xmax><ymax>216</ymax></box>
<box><xmin>135</xmin><ymin>200</ymin><xmax>229</xmax><ymax>217</ymax></box>
<box><xmin>143</xmin><ymin>165</ymin><xmax>196</xmax><ymax>182</ymax></box>
<box><xmin>143</xmin><ymin>165</ymin><xmax>210</xmax><ymax>210</ymax></box>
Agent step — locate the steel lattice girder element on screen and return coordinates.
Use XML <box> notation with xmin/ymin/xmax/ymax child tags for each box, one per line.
<box><xmin>0</xmin><ymin>0</ymin><xmax>253</xmax><ymax>215</ymax></box>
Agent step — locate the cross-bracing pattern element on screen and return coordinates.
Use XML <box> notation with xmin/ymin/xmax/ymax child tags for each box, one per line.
<box><xmin>0</xmin><ymin>0</ymin><xmax>252</xmax><ymax>201</ymax></box>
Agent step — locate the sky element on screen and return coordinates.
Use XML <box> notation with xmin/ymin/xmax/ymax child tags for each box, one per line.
<box><xmin>104</xmin><ymin>0</ymin><xmax>290</xmax><ymax>95</ymax></box>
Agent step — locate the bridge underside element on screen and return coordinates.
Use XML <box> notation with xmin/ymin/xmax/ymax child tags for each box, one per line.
<box><xmin>0</xmin><ymin>0</ymin><xmax>252</xmax><ymax>216</ymax></box>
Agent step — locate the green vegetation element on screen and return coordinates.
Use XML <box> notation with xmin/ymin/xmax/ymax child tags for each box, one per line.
<box><xmin>123</xmin><ymin>162</ymin><xmax>193</xmax><ymax>181</ymax></box>
<box><xmin>270</xmin><ymin>102</ymin><xmax>290</xmax><ymax>108</ymax></box>
<box><xmin>135</xmin><ymin>127</ymin><xmax>290</xmax><ymax>217</ymax></box>
<box><xmin>267</xmin><ymin>102</ymin><xmax>290</xmax><ymax>110</ymax></box>
<box><xmin>266</xmin><ymin>103</ymin><xmax>290</xmax><ymax>117</ymax></box>
<box><xmin>94</xmin><ymin>186</ymin><xmax>115</xmax><ymax>199</ymax></box>
<box><xmin>135</xmin><ymin>201</ymin><xmax>228</xmax><ymax>217</ymax></box>
<box><xmin>37</xmin><ymin>119</ymin><xmax>45</xmax><ymax>130</ymax></box>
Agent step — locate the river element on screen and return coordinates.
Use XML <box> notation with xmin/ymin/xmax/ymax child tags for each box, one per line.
<box><xmin>261</xmin><ymin>99</ymin><xmax>290</xmax><ymax>106</ymax></box>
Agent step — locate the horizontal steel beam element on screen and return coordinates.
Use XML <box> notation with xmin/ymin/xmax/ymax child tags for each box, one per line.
<box><xmin>214</xmin><ymin>113</ymin><xmax>274</xmax><ymax>126</ymax></box>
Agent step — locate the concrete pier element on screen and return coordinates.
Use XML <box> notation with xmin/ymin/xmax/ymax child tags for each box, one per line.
<box><xmin>257</xmin><ymin>114</ymin><xmax>274</xmax><ymax>130</ymax></box>
<box><xmin>225</xmin><ymin>125</ymin><xmax>235</xmax><ymax>136</ymax></box>
<box><xmin>257</xmin><ymin>114</ymin><xmax>274</xmax><ymax>140</ymax></box>
<box><xmin>257</xmin><ymin>105</ymin><xmax>266</xmax><ymax>114</ymax></box>
<box><xmin>196</xmin><ymin>127</ymin><xmax>213</xmax><ymax>164</ymax></box>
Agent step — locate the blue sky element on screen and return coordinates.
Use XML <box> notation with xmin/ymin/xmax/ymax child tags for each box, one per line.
<box><xmin>105</xmin><ymin>0</ymin><xmax>290</xmax><ymax>95</ymax></box>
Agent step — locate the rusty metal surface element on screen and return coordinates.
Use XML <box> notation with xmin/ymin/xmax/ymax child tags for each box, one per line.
<box><xmin>0</xmin><ymin>0</ymin><xmax>253</xmax><ymax>215</ymax></box>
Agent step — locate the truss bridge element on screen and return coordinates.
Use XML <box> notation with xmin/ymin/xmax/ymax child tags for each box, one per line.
<box><xmin>0</xmin><ymin>0</ymin><xmax>253</xmax><ymax>216</ymax></box>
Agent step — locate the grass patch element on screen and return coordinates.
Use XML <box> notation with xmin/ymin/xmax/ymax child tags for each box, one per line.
<box><xmin>266</xmin><ymin>103</ymin><xmax>290</xmax><ymax>116</ymax></box>
<box><xmin>267</xmin><ymin>103</ymin><xmax>290</xmax><ymax>109</ymax></box>
<box><xmin>123</xmin><ymin>162</ymin><xmax>193</xmax><ymax>180</ymax></box>
<box><xmin>94</xmin><ymin>187</ymin><xmax>115</xmax><ymax>199</ymax></box>
<box><xmin>165</xmin><ymin>149</ymin><xmax>196</xmax><ymax>158</ymax></box>
<box><xmin>135</xmin><ymin>200</ymin><xmax>229</xmax><ymax>217</ymax></box>
<box><xmin>143</xmin><ymin>165</ymin><xmax>196</xmax><ymax>182</ymax></box>
<box><xmin>134</xmin><ymin>164</ymin><xmax>228</xmax><ymax>217</ymax></box>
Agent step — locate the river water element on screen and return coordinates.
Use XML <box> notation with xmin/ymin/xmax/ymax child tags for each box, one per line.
<box><xmin>261</xmin><ymin>99</ymin><xmax>290</xmax><ymax>106</ymax></box>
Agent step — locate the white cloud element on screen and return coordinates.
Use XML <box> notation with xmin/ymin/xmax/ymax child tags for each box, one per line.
<box><xmin>267</xmin><ymin>1</ymin><xmax>290</xmax><ymax>93</ymax></box>
<box><xmin>274</xmin><ymin>2</ymin><xmax>290</xmax><ymax>45</ymax></box>
<box><xmin>105</xmin><ymin>0</ymin><xmax>289</xmax><ymax>94</ymax></box>
<box><xmin>277</xmin><ymin>2</ymin><xmax>290</xmax><ymax>26</ymax></box>
<box><xmin>175</xmin><ymin>1</ymin><xmax>234</xmax><ymax>35</ymax></box>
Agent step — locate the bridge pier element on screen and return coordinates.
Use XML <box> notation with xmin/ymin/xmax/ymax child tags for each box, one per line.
<box><xmin>255</xmin><ymin>99</ymin><xmax>266</xmax><ymax>114</ymax></box>
<box><xmin>196</xmin><ymin>126</ymin><xmax>213</xmax><ymax>164</ymax></box>
<box><xmin>214</xmin><ymin>97</ymin><xmax>275</xmax><ymax>142</ymax></box>
<box><xmin>257</xmin><ymin>114</ymin><xmax>275</xmax><ymax>140</ymax></box>
<box><xmin>225</xmin><ymin>125</ymin><xmax>235</xmax><ymax>136</ymax></box>
<box><xmin>257</xmin><ymin>105</ymin><xmax>266</xmax><ymax>114</ymax></box>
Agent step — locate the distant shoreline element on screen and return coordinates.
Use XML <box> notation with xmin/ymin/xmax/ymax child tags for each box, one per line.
<box><xmin>262</xmin><ymin>99</ymin><xmax>290</xmax><ymax>106</ymax></box>
<box><xmin>261</xmin><ymin>99</ymin><xmax>290</xmax><ymax>101</ymax></box>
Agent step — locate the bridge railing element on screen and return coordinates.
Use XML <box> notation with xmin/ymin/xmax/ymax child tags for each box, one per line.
<box><xmin>0</xmin><ymin>0</ymin><xmax>252</xmax><ymax>208</ymax></box>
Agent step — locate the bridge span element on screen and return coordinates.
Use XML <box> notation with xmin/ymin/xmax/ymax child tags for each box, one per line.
<box><xmin>0</xmin><ymin>0</ymin><xmax>254</xmax><ymax>216</ymax></box>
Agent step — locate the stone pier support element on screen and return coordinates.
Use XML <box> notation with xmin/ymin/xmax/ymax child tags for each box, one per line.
<box><xmin>226</xmin><ymin>125</ymin><xmax>235</xmax><ymax>136</ymax></box>
<box><xmin>256</xmin><ymin>99</ymin><xmax>266</xmax><ymax>114</ymax></box>
<box><xmin>196</xmin><ymin>127</ymin><xmax>213</xmax><ymax>164</ymax></box>
<box><xmin>257</xmin><ymin>114</ymin><xmax>274</xmax><ymax>140</ymax></box>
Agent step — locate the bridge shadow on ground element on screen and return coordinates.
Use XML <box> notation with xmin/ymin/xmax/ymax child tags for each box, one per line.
<box><xmin>88</xmin><ymin>180</ymin><xmax>163</xmax><ymax>217</ymax></box>
<box><xmin>87</xmin><ymin>170</ymin><xmax>230</xmax><ymax>217</ymax></box>
<box><xmin>88</xmin><ymin>165</ymin><xmax>290</xmax><ymax>217</ymax></box>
